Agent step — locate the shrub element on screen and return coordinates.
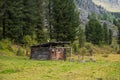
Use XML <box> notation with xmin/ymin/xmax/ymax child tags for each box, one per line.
<box><xmin>79</xmin><ymin>47</ymin><xmax>87</xmax><ymax>55</ymax></box>
<box><xmin>72</xmin><ymin>41</ymin><xmax>79</xmax><ymax>54</ymax></box>
<box><xmin>23</xmin><ymin>35</ymin><xmax>37</xmax><ymax>47</ymax></box>
<box><xmin>16</xmin><ymin>48</ymin><xmax>25</xmax><ymax>56</ymax></box>
<box><xmin>0</xmin><ymin>39</ymin><xmax>12</xmax><ymax>49</ymax></box>
<box><xmin>84</xmin><ymin>43</ymin><xmax>93</xmax><ymax>50</ymax></box>
<box><xmin>8</xmin><ymin>45</ymin><xmax>14</xmax><ymax>52</ymax></box>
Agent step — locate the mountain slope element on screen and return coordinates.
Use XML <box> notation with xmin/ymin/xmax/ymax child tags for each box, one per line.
<box><xmin>74</xmin><ymin>0</ymin><xmax>109</xmax><ymax>24</ymax></box>
<box><xmin>92</xmin><ymin>0</ymin><xmax>120</xmax><ymax>12</ymax></box>
<box><xmin>75</xmin><ymin>0</ymin><xmax>105</xmax><ymax>14</ymax></box>
<box><xmin>74</xmin><ymin>0</ymin><xmax>118</xmax><ymax>36</ymax></box>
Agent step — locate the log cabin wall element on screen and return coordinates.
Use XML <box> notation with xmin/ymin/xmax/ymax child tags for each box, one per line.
<box><xmin>30</xmin><ymin>42</ymin><xmax>70</xmax><ymax>60</ymax></box>
<box><xmin>30</xmin><ymin>47</ymin><xmax>66</xmax><ymax>60</ymax></box>
<box><xmin>30</xmin><ymin>47</ymin><xmax>50</xmax><ymax>60</ymax></box>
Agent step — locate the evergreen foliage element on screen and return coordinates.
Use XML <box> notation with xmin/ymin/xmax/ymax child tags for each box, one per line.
<box><xmin>108</xmin><ymin>29</ymin><xmax>112</xmax><ymax>45</ymax></box>
<box><xmin>102</xmin><ymin>23</ymin><xmax>109</xmax><ymax>44</ymax></box>
<box><xmin>51</xmin><ymin>0</ymin><xmax>80</xmax><ymax>42</ymax></box>
<box><xmin>85</xmin><ymin>18</ymin><xmax>103</xmax><ymax>45</ymax></box>
<box><xmin>113</xmin><ymin>19</ymin><xmax>117</xmax><ymax>26</ymax></box>
<box><xmin>0</xmin><ymin>0</ymin><xmax>46</xmax><ymax>45</ymax></box>
<box><xmin>118</xmin><ymin>25</ymin><xmax>120</xmax><ymax>45</ymax></box>
<box><xmin>78</xmin><ymin>26</ymin><xmax>85</xmax><ymax>48</ymax></box>
<box><xmin>115</xmin><ymin>19</ymin><xmax>120</xmax><ymax>47</ymax></box>
<box><xmin>86</xmin><ymin>16</ymin><xmax>113</xmax><ymax>45</ymax></box>
<box><xmin>0</xmin><ymin>0</ymin><xmax>115</xmax><ymax>48</ymax></box>
<box><xmin>0</xmin><ymin>0</ymin><xmax>80</xmax><ymax>45</ymax></box>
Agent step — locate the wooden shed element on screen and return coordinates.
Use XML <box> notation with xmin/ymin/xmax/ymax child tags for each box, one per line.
<box><xmin>30</xmin><ymin>42</ymin><xmax>71</xmax><ymax>60</ymax></box>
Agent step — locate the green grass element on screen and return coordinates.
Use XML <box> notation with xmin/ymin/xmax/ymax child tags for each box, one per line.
<box><xmin>0</xmin><ymin>55</ymin><xmax>120</xmax><ymax>80</ymax></box>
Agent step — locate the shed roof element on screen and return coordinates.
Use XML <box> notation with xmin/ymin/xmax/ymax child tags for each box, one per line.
<box><xmin>31</xmin><ymin>42</ymin><xmax>70</xmax><ymax>47</ymax></box>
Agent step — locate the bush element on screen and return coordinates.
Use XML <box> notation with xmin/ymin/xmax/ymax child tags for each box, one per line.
<box><xmin>0</xmin><ymin>39</ymin><xmax>12</xmax><ymax>49</ymax></box>
<box><xmin>72</xmin><ymin>41</ymin><xmax>79</xmax><ymax>54</ymax></box>
<box><xmin>16</xmin><ymin>48</ymin><xmax>25</xmax><ymax>56</ymax></box>
<box><xmin>79</xmin><ymin>47</ymin><xmax>87</xmax><ymax>55</ymax></box>
<box><xmin>8</xmin><ymin>45</ymin><xmax>14</xmax><ymax>52</ymax></box>
<box><xmin>23</xmin><ymin>35</ymin><xmax>37</xmax><ymax>47</ymax></box>
<box><xmin>84</xmin><ymin>43</ymin><xmax>93</xmax><ymax>50</ymax></box>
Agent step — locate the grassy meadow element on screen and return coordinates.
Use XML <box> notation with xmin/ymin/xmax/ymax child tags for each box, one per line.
<box><xmin>0</xmin><ymin>54</ymin><xmax>120</xmax><ymax>80</ymax></box>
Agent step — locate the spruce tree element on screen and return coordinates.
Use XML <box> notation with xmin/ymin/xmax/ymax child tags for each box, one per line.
<box><xmin>85</xmin><ymin>18</ymin><xmax>103</xmax><ymax>45</ymax></box>
<box><xmin>103</xmin><ymin>23</ymin><xmax>109</xmax><ymax>44</ymax></box>
<box><xmin>116</xmin><ymin>20</ymin><xmax>120</xmax><ymax>47</ymax></box>
<box><xmin>108</xmin><ymin>29</ymin><xmax>112</xmax><ymax>45</ymax></box>
<box><xmin>78</xmin><ymin>26</ymin><xmax>85</xmax><ymax>48</ymax></box>
<box><xmin>0</xmin><ymin>0</ymin><xmax>9</xmax><ymax>39</ymax></box>
<box><xmin>0</xmin><ymin>0</ymin><xmax>24</xmax><ymax>42</ymax></box>
<box><xmin>85</xmin><ymin>24</ymin><xmax>90</xmax><ymax>42</ymax></box>
<box><xmin>113</xmin><ymin>19</ymin><xmax>117</xmax><ymax>26</ymax></box>
<box><xmin>118</xmin><ymin>26</ymin><xmax>120</xmax><ymax>46</ymax></box>
<box><xmin>52</xmin><ymin>0</ymin><xmax>79</xmax><ymax>42</ymax></box>
<box><xmin>34</xmin><ymin>0</ymin><xmax>46</xmax><ymax>43</ymax></box>
<box><xmin>0</xmin><ymin>0</ymin><xmax>46</xmax><ymax>44</ymax></box>
<box><xmin>22</xmin><ymin>0</ymin><xmax>36</xmax><ymax>36</ymax></box>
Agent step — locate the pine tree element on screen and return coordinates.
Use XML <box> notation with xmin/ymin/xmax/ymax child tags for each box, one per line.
<box><xmin>0</xmin><ymin>0</ymin><xmax>24</xmax><ymax>43</ymax></box>
<box><xmin>118</xmin><ymin>26</ymin><xmax>120</xmax><ymax>46</ymax></box>
<box><xmin>108</xmin><ymin>29</ymin><xmax>112</xmax><ymax>45</ymax></box>
<box><xmin>34</xmin><ymin>0</ymin><xmax>47</xmax><ymax>43</ymax></box>
<box><xmin>113</xmin><ymin>19</ymin><xmax>117</xmax><ymax>26</ymax></box>
<box><xmin>52</xmin><ymin>0</ymin><xmax>79</xmax><ymax>42</ymax></box>
<box><xmin>85</xmin><ymin>24</ymin><xmax>90</xmax><ymax>42</ymax></box>
<box><xmin>103</xmin><ymin>23</ymin><xmax>109</xmax><ymax>44</ymax></box>
<box><xmin>0</xmin><ymin>0</ymin><xmax>9</xmax><ymax>39</ymax></box>
<box><xmin>0</xmin><ymin>0</ymin><xmax>46</xmax><ymax>44</ymax></box>
<box><xmin>78</xmin><ymin>26</ymin><xmax>85</xmax><ymax>48</ymax></box>
<box><xmin>85</xmin><ymin>18</ymin><xmax>103</xmax><ymax>45</ymax></box>
<box><xmin>115</xmin><ymin>19</ymin><xmax>120</xmax><ymax>53</ymax></box>
<box><xmin>116</xmin><ymin>20</ymin><xmax>120</xmax><ymax>47</ymax></box>
<box><xmin>22</xmin><ymin>0</ymin><xmax>36</xmax><ymax>36</ymax></box>
<box><xmin>48</xmin><ymin>0</ymin><xmax>52</xmax><ymax>41</ymax></box>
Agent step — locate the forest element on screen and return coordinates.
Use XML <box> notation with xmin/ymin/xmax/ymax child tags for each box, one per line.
<box><xmin>0</xmin><ymin>0</ymin><xmax>120</xmax><ymax>51</ymax></box>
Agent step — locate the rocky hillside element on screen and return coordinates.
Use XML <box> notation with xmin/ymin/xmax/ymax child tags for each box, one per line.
<box><xmin>74</xmin><ymin>0</ymin><xmax>118</xmax><ymax>36</ymax></box>
<box><xmin>75</xmin><ymin>0</ymin><xmax>106</xmax><ymax>14</ymax></box>
<box><xmin>74</xmin><ymin>0</ymin><xmax>110</xmax><ymax>24</ymax></box>
<box><xmin>92</xmin><ymin>0</ymin><xmax>120</xmax><ymax>12</ymax></box>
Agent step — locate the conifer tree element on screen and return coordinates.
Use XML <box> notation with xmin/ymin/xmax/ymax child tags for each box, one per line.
<box><xmin>22</xmin><ymin>0</ymin><xmax>36</xmax><ymax>36</ymax></box>
<box><xmin>108</xmin><ymin>29</ymin><xmax>112</xmax><ymax>45</ymax></box>
<box><xmin>116</xmin><ymin>20</ymin><xmax>120</xmax><ymax>47</ymax></box>
<box><xmin>113</xmin><ymin>19</ymin><xmax>117</xmax><ymax>26</ymax></box>
<box><xmin>52</xmin><ymin>0</ymin><xmax>79</xmax><ymax>42</ymax></box>
<box><xmin>85</xmin><ymin>18</ymin><xmax>103</xmax><ymax>45</ymax></box>
<box><xmin>103</xmin><ymin>23</ymin><xmax>109</xmax><ymax>44</ymax></box>
<box><xmin>0</xmin><ymin>0</ymin><xmax>46</xmax><ymax>44</ymax></box>
<box><xmin>0</xmin><ymin>0</ymin><xmax>24</xmax><ymax>43</ymax></box>
<box><xmin>118</xmin><ymin>25</ymin><xmax>120</xmax><ymax>46</ymax></box>
<box><xmin>0</xmin><ymin>0</ymin><xmax>10</xmax><ymax>39</ymax></box>
<box><xmin>78</xmin><ymin>26</ymin><xmax>85</xmax><ymax>48</ymax></box>
<box><xmin>34</xmin><ymin>0</ymin><xmax>47</xmax><ymax>43</ymax></box>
